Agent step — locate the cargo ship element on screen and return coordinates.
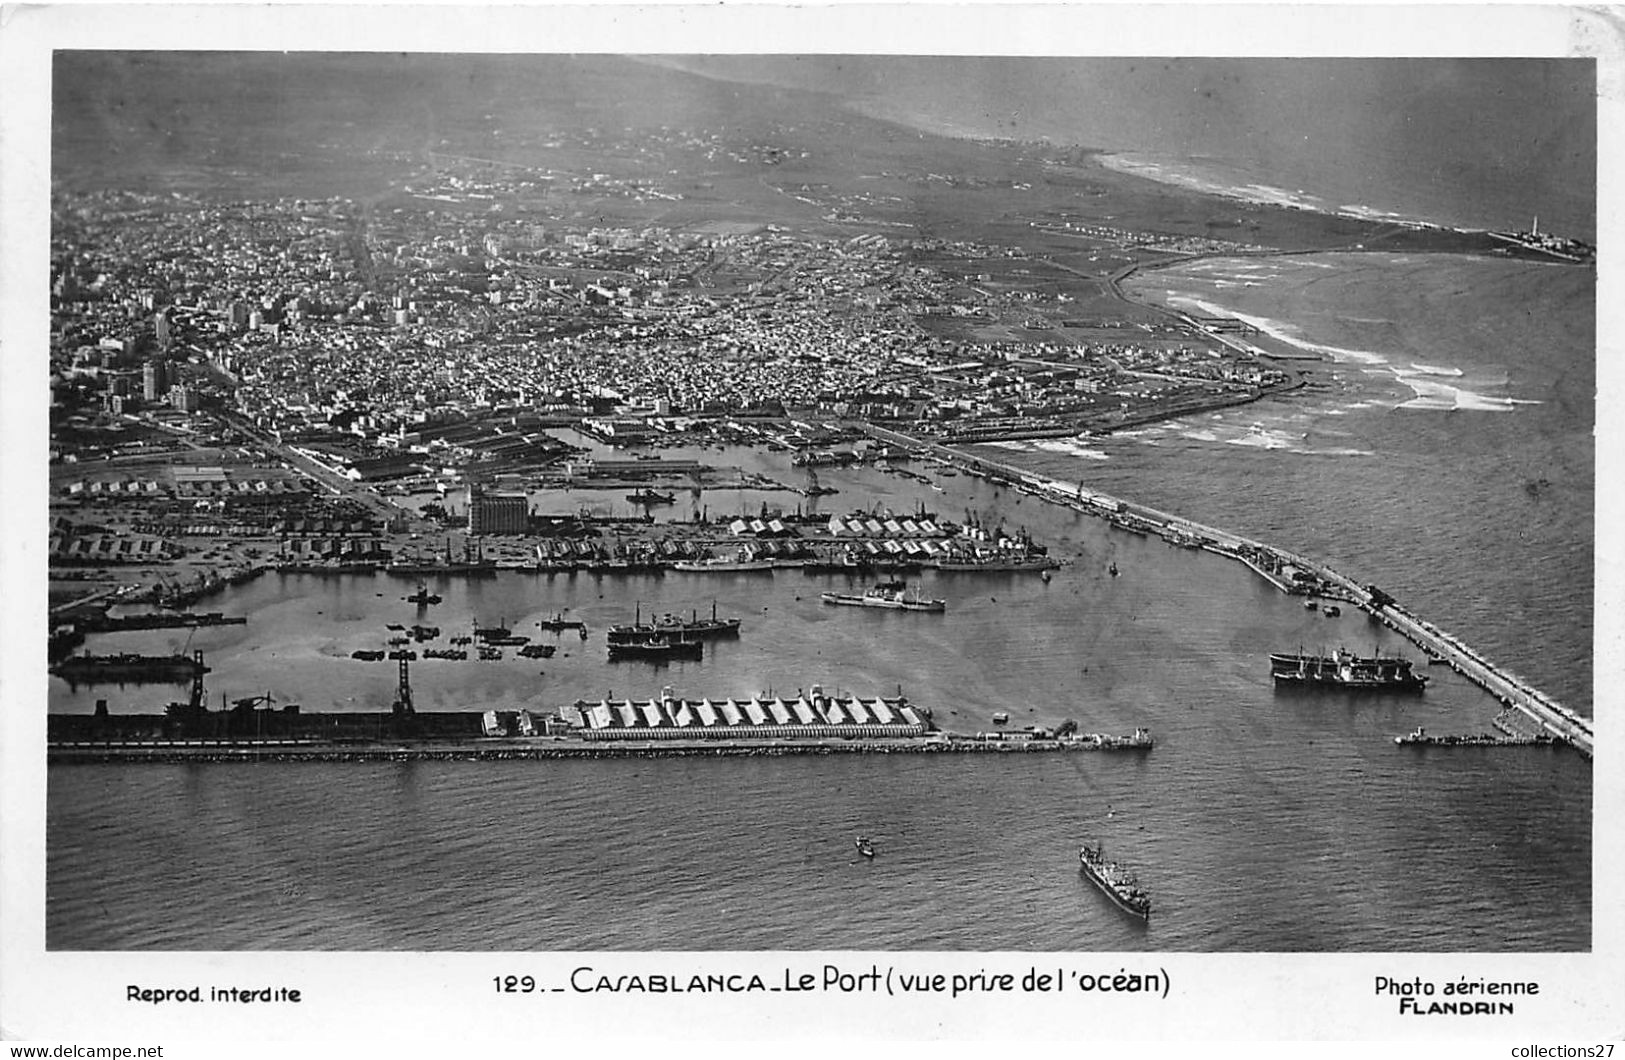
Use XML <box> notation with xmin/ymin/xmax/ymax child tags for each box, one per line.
<box><xmin>1269</xmin><ymin>648</ymin><xmax>1427</xmax><ymax>691</ymax></box>
<box><xmin>607</xmin><ymin>602</ymin><xmax>742</xmax><ymax>645</ymax></box>
<box><xmin>51</xmin><ymin>652</ymin><xmax>211</xmax><ymax>685</ymax></box>
<box><xmin>821</xmin><ymin>584</ymin><xmax>946</xmax><ymax>612</ymax></box>
<box><xmin>933</xmin><ymin>555</ymin><xmax>1057</xmax><ymax>573</ymax></box>
<box><xmin>1079</xmin><ymin>843</ymin><xmax>1151</xmax><ymax>920</ymax></box>
<box><xmin>607</xmin><ymin>635</ymin><xmax>704</xmax><ymax>662</ymax></box>
<box><xmin>386</xmin><ymin>539</ymin><xmax>497</xmax><ymax>578</ymax></box>
<box><xmin>76</xmin><ymin>611</ymin><xmax>247</xmax><ymax>633</ymax></box>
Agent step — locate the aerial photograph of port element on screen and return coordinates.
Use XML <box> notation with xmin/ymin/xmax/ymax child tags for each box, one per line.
<box><xmin>31</xmin><ymin>51</ymin><xmax>1594</xmax><ymax>956</ymax></box>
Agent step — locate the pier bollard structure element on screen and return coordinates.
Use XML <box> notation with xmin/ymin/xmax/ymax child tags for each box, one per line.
<box><xmin>853</xmin><ymin>424</ymin><xmax>1592</xmax><ymax>759</ymax></box>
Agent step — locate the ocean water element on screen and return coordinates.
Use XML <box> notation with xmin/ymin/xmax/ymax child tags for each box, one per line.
<box><xmin>47</xmin><ymin>259</ymin><xmax>1595</xmax><ymax>950</ymax></box>
<box><xmin>663</xmin><ymin>56</ymin><xmax>1596</xmax><ymax>238</ymax></box>
<box><xmin>1102</xmin><ymin>252</ymin><xmax>1595</xmax><ymax>713</ymax></box>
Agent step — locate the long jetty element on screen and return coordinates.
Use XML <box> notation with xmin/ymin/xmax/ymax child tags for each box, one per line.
<box><xmin>857</xmin><ymin>424</ymin><xmax>1593</xmax><ymax>760</ymax></box>
<box><xmin>46</xmin><ymin>731</ymin><xmax>1153</xmax><ymax>764</ymax></box>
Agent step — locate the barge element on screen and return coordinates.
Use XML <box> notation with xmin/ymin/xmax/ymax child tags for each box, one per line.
<box><xmin>51</xmin><ymin>651</ymin><xmax>210</xmax><ymax>685</ymax></box>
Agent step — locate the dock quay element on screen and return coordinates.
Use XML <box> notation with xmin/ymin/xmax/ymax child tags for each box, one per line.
<box><xmin>45</xmin><ymin>730</ymin><xmax>1156</xmax><ymax>764</ymax></box>
<box><xmin>853</xmin><ymin>424</ymin><xmax>1593</xmax><ymax>760</ymax></box>
<box><xmin>1394</xmin><ymin>724</ymin><xmax>1556</xmax><ymax>748</ymax></box>
<box><xmin>48</xmin><ymin>671</ymin><xmax>1153</xmax><ymax>761</ymax></box>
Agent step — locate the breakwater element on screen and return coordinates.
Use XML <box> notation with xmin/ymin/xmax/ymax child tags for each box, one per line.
<box><xmin>856</xmin><ymin>424</ymin><xmax>1593</xmax><ymax>760</ymax></box>
<box><xmin>46</xmin><ymin>732</ymin><xmax>1153</xmax><ymax>764</ymax></box>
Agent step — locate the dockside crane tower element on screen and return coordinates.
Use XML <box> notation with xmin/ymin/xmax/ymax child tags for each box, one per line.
<box><xmin>391</xmin><ymin>654</ymin><xmax>414</xmax><ymax>717</ymax></box>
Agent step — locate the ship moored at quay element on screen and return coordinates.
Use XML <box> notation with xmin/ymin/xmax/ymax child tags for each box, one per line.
<box><xmin>1269</xmin><ymin>648</ymin><xmax>1428</xmax><ymax>691</ymax></box>
<box><xmin>50</xmin><ymin>651</ymin><xmax>211</xmax><ymax>686</ymax></box>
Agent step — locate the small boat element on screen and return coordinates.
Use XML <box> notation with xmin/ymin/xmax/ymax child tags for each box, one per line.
<box><xmin>1305</xmin><ymin>600</ymin><xmax>1319</xmax><ymax>611</ymax></box>
<box><xmin>855</xmin><ymin>835</ymin><xmax>876</xmax><ymax>858</ymax></box>
<box><xmin>1108</xmin><ymin>562</ymin><xmax>1119</xmax><ymax>577</ymax></box>
<box><xmin>404</xmin><ymin>583</ymin><xmax>442</xmax><ymax>607</ymax></box>
<box><xmin>1323</xmin><ymin>605</ymin><xmax>1342</xmax><ymax>617</ymax></box>
<box><xmin>992</xmin><ymin>711</ymin><xmax>1010</xmax><ymax>726</ymax></box>
<box><xmin>536</xmin><ymin>613</ymin><xmax>586</xmax><ymax>631</ymax></box>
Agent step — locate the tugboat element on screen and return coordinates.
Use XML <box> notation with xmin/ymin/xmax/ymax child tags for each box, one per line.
<box><xmin>855</xmin><ymin>835</ymin><xmax>876</xmax><ymax>858</ymax></box>
<box><xmin>536</xmin><ymin>612</ymin><xmax>587</xmax><ymax>632</ymax></box>
<box><xmin>1078</xmin><ymin>843</ymin><xmax>1151</xmax><ymax>920</ymax></box>
<box><xmin>626</xmin><ymin>489</ymin><xmax>676</xmax><ymax>506</ymax></box>
<box><xmin>404</xmin><ymin>583</ymin><xmax>442</xmax><ymax>607</ymax></box>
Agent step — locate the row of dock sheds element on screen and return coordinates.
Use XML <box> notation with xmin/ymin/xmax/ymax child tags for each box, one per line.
<box><xmin>59</xmin><ymin>469</ymin><xmax>308</xmax><ymax>498</ymax></box>
<box><xmin>563</xmin><ymin>686</ymin><xmax>928</xmax><ymax>740</ymax></box>
<box><xmin>827</xmin><ymin>514</ymin><xmax>945</xmax><ymax>537</ymax></box>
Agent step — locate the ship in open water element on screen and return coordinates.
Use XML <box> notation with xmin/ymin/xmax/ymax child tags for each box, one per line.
<box><xmin>821</xmin><ymin>583</ymin><xmax>946</xmax><ymax>612</ymax></box>
<box><xmin>1079</xmin><ymin>843</ymin><xmax>1151</xmax><ymax>920</ymax></box>
<box><xmin>607</xmin><ymin>601</ymin><xmax>741</xmax><ymax>645</ymax></box>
